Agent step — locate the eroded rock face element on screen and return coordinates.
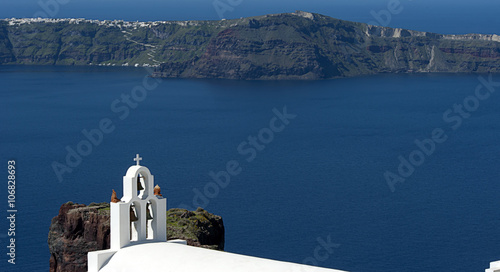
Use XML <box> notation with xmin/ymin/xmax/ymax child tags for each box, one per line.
<box><xmin>167</xmin><ymin>208</ymin><xmax>225</xmax><ymax>250</ymax></box>
<box><xmin>48</xmin><ymin>202</ymin><xmax>111</xmax><ymax>272</ymax></box>
<box><xmin>2</xmin><ymin>12</ymin><xmax>500</xmax><ymax>79</ymax></box>
<box><xmin>48</xmin><ymin>202</ymin><xmax>224</xmax><ymax>272</ymax></box>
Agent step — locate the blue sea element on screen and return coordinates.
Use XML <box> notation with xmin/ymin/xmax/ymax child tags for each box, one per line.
<box><xmin>1</xmin><ymin>65</ymin><xmax>500</xmax><ymax>272</ymax></box>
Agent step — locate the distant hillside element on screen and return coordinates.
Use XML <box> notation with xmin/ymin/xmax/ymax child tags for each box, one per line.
<box><xmin>1</xmin><ymin>11</ymin><xmax>500</xmax><ymax>79</ymax></box>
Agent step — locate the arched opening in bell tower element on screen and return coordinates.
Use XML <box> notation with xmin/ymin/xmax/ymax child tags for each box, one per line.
<box><xmin>136</xmin><ymin>174</ymin><xmax>146</xmax><ymax>198</ymax></box>
<box><xmin>146</xmin><ymin>200</ymin><xmax>155</xmax><ymax>239</ymax></box>
<box><xmin>129</xmin><ymin>202</ymin><xmax>140</xmax><ymax>241</ymax></box>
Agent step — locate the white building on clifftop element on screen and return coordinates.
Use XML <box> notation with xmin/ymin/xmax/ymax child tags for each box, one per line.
<box><xmin>88</xmin><ymin>155</ymin><xmax>348</xmax><ymax>272</ymax></box>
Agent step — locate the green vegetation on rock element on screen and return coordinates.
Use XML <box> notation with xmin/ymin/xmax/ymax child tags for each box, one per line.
<box><xmin>167</xmin><ymin>207</ymin><xmax>225</xmax><ymax>250</ymax></box>
<box><xmin>2</xmin><ymin>11</ymin><xmax>500</xmax><ymax>79</ymax></box>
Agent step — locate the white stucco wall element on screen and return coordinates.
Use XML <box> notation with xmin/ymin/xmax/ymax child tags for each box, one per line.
<box><xmin>99</xmin><ymin>242</ymin><xmax>348</xmax><ymax>272</ymax></box>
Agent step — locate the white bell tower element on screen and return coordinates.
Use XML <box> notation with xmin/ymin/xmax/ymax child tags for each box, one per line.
<box><xmin>88</xmin><ymin>154</ymin><xmax>168</xmax><ymax>272</ymax></box>
<box><xmin>111</xmin><ymin>154</ymin><xmax>167</xmax><ymax>249</ymax></box>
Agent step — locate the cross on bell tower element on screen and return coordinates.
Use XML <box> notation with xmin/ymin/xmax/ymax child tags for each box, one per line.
<box><xmin>134</xmin><ymin>154</ymin><xmax>142</xmax><ymax>166</ymax></box>
<box><xmin>109</xmin><ymin>155</ymin><xmax>167</xmax><ymax>250</ymax></box>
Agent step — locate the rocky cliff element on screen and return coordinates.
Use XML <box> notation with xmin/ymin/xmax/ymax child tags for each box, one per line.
<box><xmin>48</xmin><ymin>202</ymin><xmax>224</xmax><ymax>272</ymax></box>
<box><xmin>2</xmin><ymin>11</ymin><xmax>500</xmax><ymax>79</ymax></box>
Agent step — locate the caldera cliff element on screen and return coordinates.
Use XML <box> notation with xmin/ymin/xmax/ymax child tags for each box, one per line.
<box><xmin>1</xmin><ymin>11</ymin><xmax>500</xmax><ymax>79</ymax></box>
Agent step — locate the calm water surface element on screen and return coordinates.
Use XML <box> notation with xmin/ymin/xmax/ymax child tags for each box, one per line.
<box><xmin>1</xmin><ymin>66</ymin><xmax>500</xmax><ymax>272</ymax></box>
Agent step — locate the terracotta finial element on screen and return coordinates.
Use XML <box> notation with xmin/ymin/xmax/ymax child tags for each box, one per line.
<box><xmin>154</xmin><ymin>185</ymin><xmax>162</xmax><ymax>197</ymax></box>
<box><xmin>111</xmin><ymin>189</ymin><xmax>120</xmax><ymax>203</ymax></box>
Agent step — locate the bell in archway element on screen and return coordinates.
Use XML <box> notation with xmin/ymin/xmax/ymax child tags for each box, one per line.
<box><xmin>136</xmin><ymin>175</ymin><xmax>144</xmax><ymax>191</ymax></box>
<box><xmin>146</xmin><ymin>203</ymin><xmax>153</xmax><ymax>220</ymax></box>
<box><xmin>130</xmin><ymin>206</ymin><xmax>138</xmax><ymax>222</ymax></box>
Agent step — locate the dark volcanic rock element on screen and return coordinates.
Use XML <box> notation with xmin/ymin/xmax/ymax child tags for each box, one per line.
<box><xmin>48</xmin><ymin>202</ymin><xmax>110</xmax><ymax>272</ymax></box>
<box><xmin>48</xmin><ymin>202</ymin><xmax>224</xmax><ymax>272</ymax></box>
<box><xmin>167</xmin><ymin>207</ymin><xmax>225</xmax><ymax>250</ymax></box>
<box><xmin>2</xmin><ymin>11</ymin><xmax>500</xmax><ymax>79</ymax></box>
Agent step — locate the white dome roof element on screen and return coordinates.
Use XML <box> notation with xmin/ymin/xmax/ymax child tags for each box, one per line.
<box><xmin>99</xmin><ymin>242</ymin><xmax>346</xmax><ymax>272</ymax></box>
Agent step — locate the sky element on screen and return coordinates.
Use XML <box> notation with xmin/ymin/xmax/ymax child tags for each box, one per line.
<box><xmin>0</xmin><ymin>0</ymin><xmax>499</xmax><ymax>34</ymax></box>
